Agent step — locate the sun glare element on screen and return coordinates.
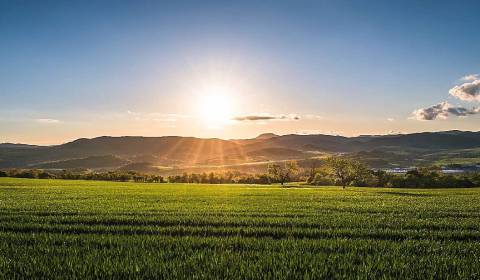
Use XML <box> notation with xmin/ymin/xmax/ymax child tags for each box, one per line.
<box><xmin>197</xmin><ymin>86</ymin><xmax>235</xmax><ymax>125</ymax></box>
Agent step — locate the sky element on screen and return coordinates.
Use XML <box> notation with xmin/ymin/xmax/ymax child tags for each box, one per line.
<box><xmin>1</xmin><ymin>0</ymin><xmax>480</xmax><ymax>145</ymax></box>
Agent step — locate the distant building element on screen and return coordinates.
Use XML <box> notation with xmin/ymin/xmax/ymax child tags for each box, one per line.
<box><xmin>380</xmin><ymin>165</ymin><xmax>480</xmax><ymax>174</ymax></box>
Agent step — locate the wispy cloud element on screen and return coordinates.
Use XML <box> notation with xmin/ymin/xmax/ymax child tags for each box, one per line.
<box><xmin>126</xmin><ymin>111</ymin><xmax>190</xmax><ymax>122</ymax></box>
<box><xmin>304</xmin><ymin>114</ymin><xmax>324</xmax><ymax>120</ymax></box>
<box><xmin>411</xmin><ymin>102</ymin><xmax>479</xmax><ymax>121</ymax></box>
<box><xmin>35</xmin><ymin>118</ymin><xmax>61</xmax><ymax>124</ymax></box>
<box><xmin>233</xmin><ymin>115</ymin><xmax>278</xmax><ymax>121</ymax></box>
<box><xmin>387</xmin><ymin>118</ymin><xmax>394</xmax><ymax>122</ymax></box>
<box><xmin>461</xmin><ymin>74</ymin><xmax>479</xmax><ymax>81</ymax></box>
<box><xmin>232</xmin><ymin>114</ymin><xmax>300</xmax><ymax>121</ymax></box>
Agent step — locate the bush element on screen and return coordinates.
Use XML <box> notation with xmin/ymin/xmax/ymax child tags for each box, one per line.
<box><xmin>310</xmin><ymin>173</ymin><xmax>334</xmax><ymax>186</ymax></box>
<box><xmin>38</xmin><ymin>172</ymin><xmax>54</xmax><ymax>179</ymax></box>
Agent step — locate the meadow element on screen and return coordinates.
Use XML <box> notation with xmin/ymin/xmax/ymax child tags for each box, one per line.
<box><xmin>1</xmin><ymin>178</ymin><xmax>480</xmax><ymax>279</ymax></box>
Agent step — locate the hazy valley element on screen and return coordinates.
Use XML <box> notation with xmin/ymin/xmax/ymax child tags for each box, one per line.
<box><xmin>3</xmin><ymin>130</ymin><xmax>480</xmax><ymax>174</ymax></box>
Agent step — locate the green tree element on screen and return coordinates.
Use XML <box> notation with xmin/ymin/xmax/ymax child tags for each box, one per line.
<box><xmin>306</xmin><ymin>159</ymin><xmax>321</xmax><ymax>184</ymax></box>
<box><xmin>267</xmin><ymin>160</ymin><xmax>298</xmax><ymax>186</ymax></box>
<box><xmin>321</xmin><ymin>157</ymin><xmax>369</xmax><ymax>189</ymax></box>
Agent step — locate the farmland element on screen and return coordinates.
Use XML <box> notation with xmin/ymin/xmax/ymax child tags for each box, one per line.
<box><xmin>1</xmin><ymin>178</ymin><xmax>480</xmax><ymax>279</ymax></box>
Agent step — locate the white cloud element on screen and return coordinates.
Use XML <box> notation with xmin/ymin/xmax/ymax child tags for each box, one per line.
<box><xmin>449</xmin><ymin>79</ymin><xmax>480</xmax><ymax>102</ymax></box>
<box><xmin>35</xmin><ymin>118</ymin><xmax>61</xmax><ymax>124</ymax></box>
<box><xmin>461</xmin><ymin>74</ymin><xmax>479</xmax><ymax>81</ymax></box>
<box><xmin>412</xmin><ymin>74</ymin><xmax>480</xmax><ymax>121</ymax></box>
<box><xmin>387</xmin><ymin>118</ymin><xmax>394</xmax><ymax>122</ymax></box>
<box><xmin>411</xmin><ymin>101</ymin><xmax>479</xmax><ymax>121</ymax></box>
<box><xmin>304</xmin><ymin>114</ymin><xmax>324</xmax><ymax>120</ymax></box>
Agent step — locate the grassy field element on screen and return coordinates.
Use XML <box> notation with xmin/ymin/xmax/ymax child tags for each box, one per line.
<box><xmin>1</xmin><ymin>178</ymin><xmax>480</xmax><ymax>279</ymax></box>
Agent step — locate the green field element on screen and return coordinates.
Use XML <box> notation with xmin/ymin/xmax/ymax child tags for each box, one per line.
<box><xmin>1</xmin><ymin>178</ymin><xmax>480</xmax><ymax>279</ymax></box>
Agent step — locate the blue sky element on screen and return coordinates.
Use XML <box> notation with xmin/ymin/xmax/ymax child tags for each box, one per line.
<box><xmin>1</xmin><ymin>0</ymin><xmax>480</xmax><ymax>144</ymax></box>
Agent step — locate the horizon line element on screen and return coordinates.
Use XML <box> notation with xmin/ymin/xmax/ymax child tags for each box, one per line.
<box><xmin>2</xmin><ymin>129</ymin><xmax>477</xmax><ymax>147</ymax></box>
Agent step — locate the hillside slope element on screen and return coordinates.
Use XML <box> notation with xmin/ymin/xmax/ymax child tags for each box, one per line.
<box><xmin>1</xmin><ymin>131</ymin><xmax>480</xmax><ymax>169</ymax></box>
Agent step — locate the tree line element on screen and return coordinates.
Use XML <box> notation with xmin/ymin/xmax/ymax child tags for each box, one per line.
<box><xmin>1</xmin><ymin>157</ymin><xmax>480</xmax><ymax>188</ymax></box>
<box><xmin>306</xmin><ymin>157</ymin><xmax>480</xmax><ymax>188</ymax></box>
<box><xmin>0</xmin><ymin>169</ymin><xmax>165</xmax><ymax>183</ymax></box>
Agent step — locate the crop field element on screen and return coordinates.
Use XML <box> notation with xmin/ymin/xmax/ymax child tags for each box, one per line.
<box><xmin>1</xmin><ymin>178</ymin><xmax>480</xmax><ymax>279</ymax></box>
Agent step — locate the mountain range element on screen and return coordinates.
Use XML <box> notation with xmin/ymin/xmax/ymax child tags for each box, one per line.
<box><xmin>2</xmin><ymin>130</ymin><xmax>480</xmax><ymax>172</ymax></box>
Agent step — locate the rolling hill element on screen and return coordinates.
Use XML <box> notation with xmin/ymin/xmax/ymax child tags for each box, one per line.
<box><xmin>2</xmin><ymin>130</ymin><xmax>480</xmax><ymax>170</ymax></box>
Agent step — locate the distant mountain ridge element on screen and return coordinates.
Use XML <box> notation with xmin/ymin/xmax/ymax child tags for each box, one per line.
<box><xmin>1</xmin><ymin>130</ymin><xmax>480</xmax><ymax>169</ymax></box>
<box><xmin>0</xmin><ymin>143</ymin><xmax>39</xmax><ymax>149</ymax></box>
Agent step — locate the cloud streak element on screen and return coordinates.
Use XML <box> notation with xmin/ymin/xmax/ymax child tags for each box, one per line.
<box><xmin>232</xmin><ymin>114</ymin><xmax>300</xmax><ymax>121</ymax></box>
<box><xmin>412</xmin><ymin>102</ymin><xmax>479</xmax><ymax>121</ymax></box>
<box><xmin>35</xmin><ymin>118</ymin><xmax>61</xmax><ymax>124</ymax></box>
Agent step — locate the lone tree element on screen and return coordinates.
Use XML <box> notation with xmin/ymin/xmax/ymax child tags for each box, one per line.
<box><xmin>321</xmin><ymin>157</ymin><xmax>368</xmax><ymax>189</ymax></box>
<box><xmin>268</xmin><ymin>160</ymin><xmax>298</xmax><ymax>186</ymax></box>
<box><xmin>306</xmin><ymin>159</ymin><xmax>321</xmax><ymax>184</ymax></box>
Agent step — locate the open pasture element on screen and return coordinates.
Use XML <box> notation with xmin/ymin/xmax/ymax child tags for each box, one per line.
<box><xmin>1</xmin><ymin>178</ymin><xmax>480</xmax><ymax>279</ymax></box>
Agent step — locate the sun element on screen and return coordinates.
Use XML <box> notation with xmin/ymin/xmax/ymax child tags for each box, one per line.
<box><xmin>197</xmin><ymin>86</ymin><xmax>235</xmax><ymax>125</ymax></box>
